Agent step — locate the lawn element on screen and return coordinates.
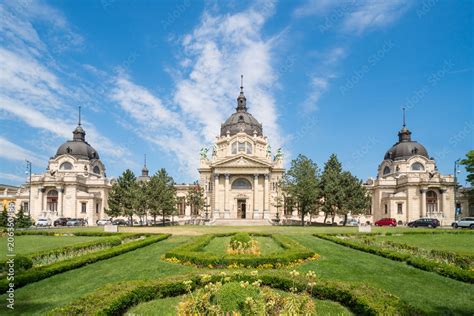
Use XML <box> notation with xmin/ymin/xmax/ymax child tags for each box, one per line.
<box><xmin>0</xmin><ymin>235</ymin><xmax>107</xmax><ymax>258</ymax></box>
<box><xmin>202</xmin><ymin>235</ymin><xmax>283</xmax><ymax>256</ymax></box>
<box><xmin>1</xmin><ymin>227</ymin><xmax>473</xmax><ymax>315</ymax></box>
<box><xmin>377</xmin><ymin>233</ymin><xmax>474</xmax><ymax>256</ymax></box>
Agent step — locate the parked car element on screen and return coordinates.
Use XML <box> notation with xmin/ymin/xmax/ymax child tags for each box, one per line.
<box><xmin>408</xmin><ymin>218</ymin><xmax>440</xmax><ymax>228</ymax></box>
<box><xmin>338</xmin><ymin>219</ymin><xmax>360</xmax><ymax>226</ymax></box>
<box><xmin>451</xmin><ymin>217</ymin><xmax>474</xmax><ymax>229</ymax></box>
<box><xmin>66</xmin><ymin>218</ymin><xmax>86</xmax><ymax>226</ymax></box>
<box><xmin>53</xmin><ymin>217</ymin><xmax>70</xmax><ymax>227</ymax></box>
<box><xmin>36</xmin><ymin>218</ymin><xmax>51</xmax><ymax>227</ymax></box>
<box><xmin>96</xmin><ymin>219</ymin><xmax>112</xmax><ymax>226</ymax></box>
<box><xmin>112</xmin><ymin>219</ymin><xmax>127</xmax><ymax>226</ymax></box>
<box><xmin>374</xmin><ymin>218</ymin><xmax>397</xmax><ymax>227</ymax></box>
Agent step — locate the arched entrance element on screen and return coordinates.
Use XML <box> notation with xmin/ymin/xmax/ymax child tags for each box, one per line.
<box><xmin>426</xmin><ymin>190</ymin><xmax>438</xmax><ymax>214</ymax></box>
<box><xmin>47</xmin><ymin>190</ymin><xmax>58</xmax><ymax>213</ymax></box>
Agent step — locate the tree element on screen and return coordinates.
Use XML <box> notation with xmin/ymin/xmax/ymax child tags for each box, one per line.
<box><xmin>132</xmin><ymin>181</ymin><xmax>148</xmax><ymax>225</ymax></box>
<box><xmin>186</xmin><ymin>181</ymin><xmax>206</xmax><ymax>218</ymax></box>
<box><xmin>461</xmin><ymin>150</ymin><xmax>474</xmax><ymax>187</ymax></box>
<box><xmin>0</xmin><ymin>205</ymin><xmax>7</xmax><ymax>227</ymax></box>
<box><xmin>15</xmin><ymin>205</ymin><xmax>33</xmax><ymax>228</ymax></box>
<box><xmin>106</xmin><ymin>169</ymin><xmax>137</xmax><ymax>225</ymax></box>
<box><xmin>320</xmin><ymin>154</ymin><xmax>344</xmax><ymax>224</ymax></box>
<box><xmin>147</xmin><ymin>169</ymin><xmax>176</xmax><ymax>225</ymax></box>
<box><xmin>282</xmin><ymin>154</ymin><xmax>320</xmax><ymax>226</ymax></box>
<box><xmin>338</xmin><ymin>172</ymin><xmax>371</xmax><ymax>225</ymax></box>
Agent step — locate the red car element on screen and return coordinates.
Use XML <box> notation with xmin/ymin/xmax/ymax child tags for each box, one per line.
<box><xmin>374</xmin><ymin>218</ymin><xmax>397</xmax><ymax>227</ymax></box>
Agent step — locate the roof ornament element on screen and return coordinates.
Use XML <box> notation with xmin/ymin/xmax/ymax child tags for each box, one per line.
<box><xmin>236</xmin><ymin>74</ymin><xmax>247</xmax><ymax>112</ymax></box>
<box><xmin>402</xmin><ymin>107</ymin><xmax>406</xmax><ymax>128</ymax></box>
<box><xmin>78</xmin><ymin>106</ymin><xmax>82</xmax><ymax>126</ymax></box>
<box><xmin>240</xmin><ymin>74</ymin><xmax>244</xmax><ymax>94</ymax></box>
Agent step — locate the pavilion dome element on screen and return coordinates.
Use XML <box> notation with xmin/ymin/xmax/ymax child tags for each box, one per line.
<box><xmin>55</xmin><ymin>123</ymin><xmax>100</xmax><ymax>160</ymax></box>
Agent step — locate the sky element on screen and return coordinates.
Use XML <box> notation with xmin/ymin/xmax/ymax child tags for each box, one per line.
<box><xmin>0</xmin><ymin>0</ymin><xmax>472</xmax><ymax>186</ymax></box>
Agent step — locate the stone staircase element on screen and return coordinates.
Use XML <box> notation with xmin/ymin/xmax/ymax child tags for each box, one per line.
<box><xmin>210</xmin><ymin>218</ymin><xmax>273</xmax><ymax>226</ymax></box>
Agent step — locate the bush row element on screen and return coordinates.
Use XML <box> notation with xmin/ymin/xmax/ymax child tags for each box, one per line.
<box><xmin>0</xmin><ymin>234</ymin><xmax>170</xmax><ymax>293</ymax></box>
<box><xmin>315</xmin><ymin>234</ymin><xmax>474</xmax><ymax>283</ymax></box>
<box><xmin>50</xmin><ymin>271</ymin><xmax>423</xmax><ymax>315</ymax></box>
<box><xmin>163</xmin><ymin>233</ymin><xmax>316</xmax><ymax>268</ymax></box>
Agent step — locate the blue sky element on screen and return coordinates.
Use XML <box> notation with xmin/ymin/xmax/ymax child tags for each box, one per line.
<box><xmin>0</xmin><ymin>0</ymin><xmax>472</xmax><ymax>186</ymax></box>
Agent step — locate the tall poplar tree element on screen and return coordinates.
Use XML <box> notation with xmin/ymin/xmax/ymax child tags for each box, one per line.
<box><xmin>106</xmin><ymin>169</ymin><xmax>137</xmax><ymax>225</ymax></box>
<box><xmin>147</xmin><ymin>168</ymin><xmax>176</xmax><ymax>225</ymax></box>
<box><xmin>282</xmin><ymin>154</ymin><xmax>320</xmax><ymax>226</ymax></box>
<box><xmin>320</xmin><ymin>154</ymin><xmax>344</xmax><ymax>224</ymax></box>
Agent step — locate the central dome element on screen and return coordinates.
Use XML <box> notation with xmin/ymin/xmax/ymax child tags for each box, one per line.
<box><xmin>55</xmin><ymin>124</ymin><xmax>100</xmax><ymax>160</ymax></box>
<box><xmin>220</xmin><ymin>81</ymin><xmax>263</xmax><ymax>137</ymax></box>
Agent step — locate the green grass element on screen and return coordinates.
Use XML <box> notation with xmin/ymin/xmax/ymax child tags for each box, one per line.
<box><xmin>1</xmin><ymin>227</ymin><xmax>473</xmax><ymax>315</ymax></box>
<box><xmin>0</xmin><ymin>235</ymin><xmax>106</xmax><ymax>258</ymax></box>
<box><xmin>125</xmin><ymin>294</ymin><xmax>352</xmax><ymax>316</ymax></box>
<box><xmin>202</xmin><ymin>236</ymin><xmax>283</xmax><ymax>256</ymax></box>
<box><xmin>377</xmin><ymin>233</ymin><xmax>474</xmax><ymax>255</ymax></box>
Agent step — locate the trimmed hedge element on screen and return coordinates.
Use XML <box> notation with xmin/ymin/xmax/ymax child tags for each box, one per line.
<box><xmin>49</xmin><ymin>272</ymin><xmax>423</xmax><ymax>315</ymax></box>
<box><xmin>315</xmin><ymin>234</ymin><xmax>474</xmax><ymax>283</ymax></box>
<box><xmin>164</xmin><ymin>233</ymin><xmax>316</xmax><ymax>268</ymax></box>
<box><xmin>0</xmin><ymin>234</ymin><xmax>170</xmax><ymax>293</ymax></box>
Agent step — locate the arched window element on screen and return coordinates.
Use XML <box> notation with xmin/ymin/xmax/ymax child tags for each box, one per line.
<box><xmin>47</xmin><ymin>190</ymin><xmax>58</xmax><ymax>212</ymax></box>
<box><xmin>383</xmin><ymin>166</ymin><xmax>391</xmax><ymax>175</ymax></box>
<box><xmin>93</xmin><ymin>166</ymin><xmax>100</xmax><ymax>174</ymax></box>
<box><xmin>231</xmin><ymin>178</ymin><xmax>252</xmax><ymax>190</ymax></box>
<box><xmin>426</xmin><ymin>190</ymin><xmax>438</xmax><ymax>214</ymax></box>
<box><xmin>60</xmin><ymin>162</ymin><xmax>73</xmax><ymax>170</ymax></box>
<box><xmin>411</xmin><ymin>162</ymin><xmax>424</xmax><ymax>171</ymax></box>
<box><xmin>231</xmin><ymin>141</ymin><xmax>253</xmax><ymax>154</ymax></box>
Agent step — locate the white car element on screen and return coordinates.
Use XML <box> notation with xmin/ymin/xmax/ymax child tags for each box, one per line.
<box><xmin>452</xmin><ymin>217</ymin><xmax>474</xmax><ymax>229</ymax></box>
<box><xmin>96</xmin><ymin>219</ymin><xmax>112</xmax><ymax>226</ymax></box>
<box><xmin>36</xmin><ymin>218</ymin><xmax>51</xmax><ymax>227</ymax></box>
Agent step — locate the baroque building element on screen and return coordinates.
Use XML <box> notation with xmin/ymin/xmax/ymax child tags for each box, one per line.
<box><xmin>198</xmin><ymin>82</ymin><xmax>285</xmax><ymax>222</ymax></box>
<box><xmin>365</xmin><ymin>114</ymin><xmax>456</xmax><ymax>225</ymax></box>
<box><xmin>15</xmin><ymin>115</ymin><xmax>111</xmax><ymax>224</ymax></box>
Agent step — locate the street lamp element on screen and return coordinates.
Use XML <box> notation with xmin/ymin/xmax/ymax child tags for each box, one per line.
<box><xmin>454</xmin><ymin>159</ymin><xmax>461</xmax><ymax>221</ymax></box>
<box><xmin>25</xmin><ymin>160</ymin><xmax>32</xmax><ymax>217</ymax></box>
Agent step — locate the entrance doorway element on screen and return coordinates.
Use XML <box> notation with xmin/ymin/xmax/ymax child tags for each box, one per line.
<box><xmin>237</xmin><ymin>199</ymin><xmax>246</xmax><ymax>219</ymax></box>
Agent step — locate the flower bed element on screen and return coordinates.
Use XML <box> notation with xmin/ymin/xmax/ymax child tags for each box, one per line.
<box><xmin>315</xmin><ymin>233</ymin><xmax>474</xmax><ymax>283</ymax></box>
<box><xmin>0</xmin><ymin>233</ymin><xmax>170</xmax><ymax>293</ymax></box>
<box><xmin>227</xmin><ymin>232</ymin><xmax>260</xmax><ymax>255</ymax></box>
<box><xmin>50</xmin><ymin>270</ymin><xmax>422</xmax><ymax>315</ymax></box>
<box><xmin>163</xmin><ymin>233</ymin><xmax>317</xmax><ymax>268</ymax></box>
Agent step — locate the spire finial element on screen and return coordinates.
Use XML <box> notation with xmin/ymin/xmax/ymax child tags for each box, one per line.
<box><xmin>78</xmin><ymin>106</ymin><xmax>82</xmax><ymax>126</ymax></box>
<box><xmin>402</xmin><ymin>107</ymin><xmax>406</xmax><ymax>128</ymax></box>
<box><xmin>144</xmin><ymin>154</ymin><xmax>147</xmax><ymax>168</ymax></box>
<box><xmin>240</xmin><ymin>74</ymin><xmax>244</xmax><ymax>93</ymax></box>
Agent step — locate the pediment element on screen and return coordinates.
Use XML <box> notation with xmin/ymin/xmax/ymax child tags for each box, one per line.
<box><xmin>212</xmin><ymin>155</ymin><xmax>272</xmax><ymax>168</ymax></box>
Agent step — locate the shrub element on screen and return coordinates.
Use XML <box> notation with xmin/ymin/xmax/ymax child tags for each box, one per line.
<box><xmin>0</xmin><ymin>255</ymin><xmax>33</xmax><ymax>274</ymax></box>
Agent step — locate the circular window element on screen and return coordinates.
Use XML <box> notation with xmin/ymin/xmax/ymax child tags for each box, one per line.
<box><xmin>411</xmin><ymin>162</ymin><xmax>424</xmax><ymax>171</ymax></box>
<box><xmin>231</xmin><ymin>178</ymin><xmax>252</xmax><ymax>190</ymax></box>
<box><xmin>60</xmin><ymin>162</ymin><xmax>73</xmax><ymax>170</ymax></box>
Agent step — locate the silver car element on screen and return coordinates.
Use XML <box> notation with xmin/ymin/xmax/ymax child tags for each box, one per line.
<box><xmin>452</xmin><ymin>217</ymin><xmax>474</xmax><ymax>229</ymax></box>
<box><xmin>36</xmin><ymin>218</ymin><xmax>51</xmax><ymax>227</ymax></box>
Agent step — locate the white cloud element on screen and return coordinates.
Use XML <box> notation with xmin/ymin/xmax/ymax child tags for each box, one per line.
<box><xmin>0</xmin><ymin>172</ymin><xmax>26</xmax><ymax>183</ymax></box>
<box><xmin>0</xmin><ymin>136</ymin><xmax>45</xmax><ymax>166</ymax></box>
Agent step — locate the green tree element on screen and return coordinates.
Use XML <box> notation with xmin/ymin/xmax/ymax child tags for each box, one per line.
<box><xmin>147</xmin><ymin>169</ymin><xmax>176</xmax><ymax>225</ymax></box>
<box><xmin>320</xmin><ymin>154</ymin><xmax>344</xmax><ymax>224</ymax></box>
<box><xmin>186</xmin><ymin>181</ymin><xmax>206</xmax><ymax>218</ymax></box>
<box><xmin>132</xmin><ymin>181</ymin><xmax>148</xmax><ymax>225</ymax></box>
<box><xmin>15</xmin><ymin>205</ymin><xmax>33</xmax><ymax>228</ymax></box>
<box><xmin>106</xmin><ymin>169</ymin><xmax>137</xmax><ymax>225</ymax></box>
<box><xmin>460</xmin><ymin>150</ymin><xmax>474</xmax><ymax>187</ymax></box>
<box><xmin>282</xmin><ymin>154</ymin><xmax>320</xmax><ymax>226</ymax></box>
<box><xmin>338</xmin><ymin>171</ymin><xmax>371</xmax><ymax>225</ymax></box>
<box><xmin>0</xmin><ymin>205</ymin><xmax>7</xmax><ymax>227</ymax></box>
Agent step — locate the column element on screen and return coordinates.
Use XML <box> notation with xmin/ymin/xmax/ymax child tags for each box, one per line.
<box><xmin>264</xmin><ymin>174</ymin><xmax>269</xmax><ymax>218</ymax></box>
<box><xmin>58</xmin><ymin>188</ymin><xmax>64</xmax><ymax>217</ymax></box>
<box><xmin>253</xmin><ymin>174</ymin><xmax>259</xmax><ymax>219</ymax></box>
<box><xmin>420</xmin><ymin>189</ymin><xmax>427</xmax><ymax>218</ymax></box>
<box><xmin>224</xmin><ymin>174</ymin><xmax>230</xmax><ymax>216</ymax></box>
<box><xmin>214</xmin><ymin>174</ymin><xmax>219</xmax><ymax>214</ymax></box>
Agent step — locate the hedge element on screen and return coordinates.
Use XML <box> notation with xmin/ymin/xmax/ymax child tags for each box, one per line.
<box><xmin>49</xmin><ymin>272</ymin><xmax>423</xmax><ymax>316</ymax></box>
<box><xmin>163</xmin><ymin>233</ymin><xmax>316</xmax><ymax>268</ymax></box>
<box><xmin>0</xmin><ymin>234</ymin><xmax>170</xmax><ymax>293</ymax></box>
<box><xmin>315</xmin><ymin>234</ymin><xmax>474</xmax><ymax>283</ymax></box>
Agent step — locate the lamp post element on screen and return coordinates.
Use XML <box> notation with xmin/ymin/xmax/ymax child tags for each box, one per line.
<box><xmin>453</xmin><ymin>159</ymin><xmax>461</xmax><ymax>221</ymax></box>
<box><xmin>25</xmin><ymin>160</ymin><xmax>32</xmax><ymax>217</ymax></box>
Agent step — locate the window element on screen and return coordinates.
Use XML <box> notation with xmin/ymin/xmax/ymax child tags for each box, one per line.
<box><xmin>231</xmin><ymin>142</ymin><xmax>237</xmax><ymax>154</ymax></box>
<box><xmin>177</xmin><ymin>197</ymin><xmax>186</xmax><ymax>216</ymax></box>
<box><xmin>231</xmin><ymin>141</ymin><xmax>253</xmax><ymax>154</ymax></box>
<box><xmin>22</xmin><ymin>202</ymin><xmax>29</xmax><ymax>213</ymax></box>
<box><xmin>93</xmin><ymin>166</ymin><xmax>100</xmax><ymax>174</ymax></box>
<box><xmin>284</xmin><ymin>198</ymin><xmax>294</xmax><ymax>215</ymax></box>
<box><xmin>47</xmin><ymin>190</ymin><xmax>58</xmax><ymax>212</ymax></box>
<box><xmin>426</xmin><ymin>191</ymin><xmax>438</xmax><ymax>213</ymax></box>
<box><xmin>231</xmin><ymin>178</ymin><xmax>252</xmax><ymax>190</ymax></box>
<box><xmin>384</xmin><ymin>204</ymin><xmax>388</xmax><ymax>214</ymax></box>
<box><xmin>96</xmin><ymin>203</ymin><xmax>99</xmax><ymax>213</ymax></box>
<box><xmin>411</xmin><ymin>162</ymin><xmax>424</xmax><ymax>171</ymax></box>
<box><xmin>60</xmin><ymin>162</ymin><xmax>73</xmax><ymax>170</ymax></box>
<box><xmin>246</xmin><ymin>142</ymin><xmax>252</xmax><ymax>154</ymax></box>
<box><xmin>397</xmin><ymin>203</ymin><xmax>403</xmax><ymax>214</ymax></box>
<box><xmin>238</xmin><ymin>142</ymin><xmax>245</xmax><ymax>152</ymax></box>
<box><xmin>383</xmin><ymin>166</ymin><xmax>391</xmax><ymax>175</ymax></box>
<box><xmin>81</xmin><ymin>202</ymin><xmax>87</xmax><ymax>213</ymax></box>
